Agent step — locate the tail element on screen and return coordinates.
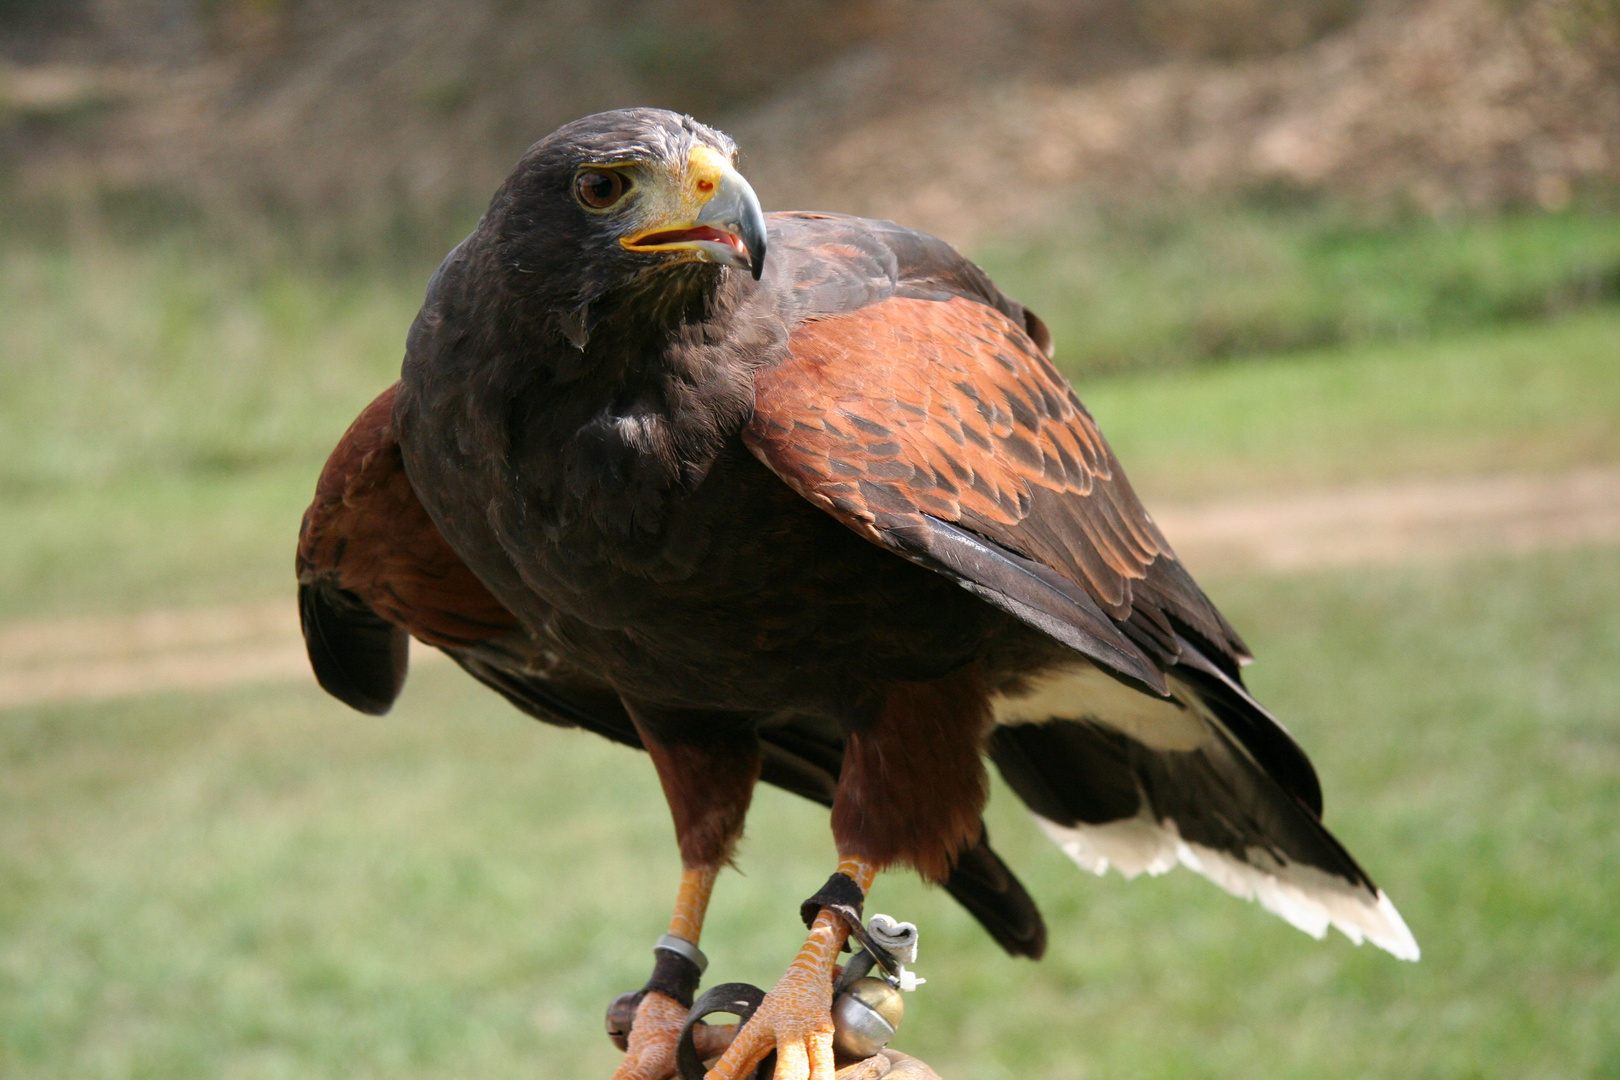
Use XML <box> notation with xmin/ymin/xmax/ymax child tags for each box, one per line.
<box><xmin>988</xmin><ymin>643</ymin><xmax>1418</xmax><ymax>961</ymax></box>
<box><xmin>943</xmin><ymin>825</ymin><xmax>1047</xmax><ymax>959</ymax></box>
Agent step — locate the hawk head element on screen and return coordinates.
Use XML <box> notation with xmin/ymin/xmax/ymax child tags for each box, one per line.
<box><xmin>485</xmin><ymin>108</ymin><xmax>768</xmax><ymax>349</ymax></box>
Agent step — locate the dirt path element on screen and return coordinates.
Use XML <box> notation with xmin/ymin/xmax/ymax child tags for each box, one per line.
<box><xmin>1149</xmin><ymin>465</ymin><xmax>1620</xmax><ymax>573</ymax></box>
<box><xmin>4</xmin><ymin>465</ymin><xmax>1617</xmax><ymax>711</ymax></box>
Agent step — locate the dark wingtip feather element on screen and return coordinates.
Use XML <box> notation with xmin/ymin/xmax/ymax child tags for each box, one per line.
<box><xmin>943</xmin><ymin>825</ymin><xmax>1047</xmax><ymax>959</ymax></box>
<box><xmin>888</xmin><ymin>515</ymin><xmax>1169</xmax><ymax>696</ymax></box>
<box><xmin>299</xmin><ymin>583</ymin><xmax>408</xmax><ymax>715</ymax></box>
<box><xmin>1172</xmin><ymin>634</ymin><xmax>1324</xmax><ymax>817</ymax></box>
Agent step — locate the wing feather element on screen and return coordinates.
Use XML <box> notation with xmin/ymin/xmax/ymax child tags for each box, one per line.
<box><xmin>744</xmin><ymin>294</ymin><xmax>1247</xmax><ymax>687</ymax></box>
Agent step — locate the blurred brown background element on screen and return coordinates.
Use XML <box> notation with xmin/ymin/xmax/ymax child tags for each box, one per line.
<box><xmin>4</xmin><ymin>0</ymin><xmax>1617</xmax><ymax>250</ymax></box>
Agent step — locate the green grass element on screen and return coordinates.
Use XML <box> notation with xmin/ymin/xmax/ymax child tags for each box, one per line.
<box><xmin>2</xmin><ymin>547</ymin><xmax>1616</xmax><ymax>1079</ymax></box>
<box><xmin>0</xmin><ymin>236</ymin><xmax>416</xmax><ymax>618</ymax></box>
<box><xmin>979</xmin><ymin>201</ymin><xmax>1620</xmax><ymax>375</ymax></box>
<box><xmin>1081</xmin><ymin>308</ymin><xmax>1620</xmax><ymax>503</ymax></box>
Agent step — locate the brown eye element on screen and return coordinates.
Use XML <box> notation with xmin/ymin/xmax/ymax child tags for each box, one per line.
<box><xmin>576</xmin><ymin>169</ymin><xmax>628</xmax><ymax>209</ymax></box>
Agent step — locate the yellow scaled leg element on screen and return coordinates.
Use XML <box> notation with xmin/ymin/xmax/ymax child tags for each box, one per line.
<box><xmin>612</xmin><ymin>865</ymin><xmax>719</xmax><ymax>1080</ymax></box>
<box><xmin>704</xmin><ymin>856</ymin><xmax>879</xmax><ymax>1080</ymax></box>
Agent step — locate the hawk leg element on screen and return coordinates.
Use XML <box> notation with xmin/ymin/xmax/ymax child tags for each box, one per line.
<box><xmin>707</xmin><ymin>671</ymin><xmax>990</xmax><ymax>1079</ymax></box>
<box><xmin>609</xmin><ymin>866</ymin><xmax>721</xmax><ymax>1080</ymax></box>
<box><xmin>703</xmin><ymin>856</ymin><xmax>878</xmax><ymax>1080</ymax></box>
<box><xmin>612</xmin><ymin>703</ymin><xmax>761</xmax><ymax>1080</ymax></box>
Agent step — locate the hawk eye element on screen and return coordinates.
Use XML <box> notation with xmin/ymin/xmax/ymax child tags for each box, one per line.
<box><xmin>576</xmin><ymin>169</ymin><xmax>628</xmax><ymax>209</ymax></box>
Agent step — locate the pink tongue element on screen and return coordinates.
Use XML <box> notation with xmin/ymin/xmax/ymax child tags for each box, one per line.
<box><xmin>636</xmin><ymin>226</ymin><xmax>745</xmax><ymax>255</ymax></box>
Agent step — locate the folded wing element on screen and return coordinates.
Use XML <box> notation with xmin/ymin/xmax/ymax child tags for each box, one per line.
<box><xmin>744</xmin><ymin>284</ymin><xmax>1416</xmax><ymax>958</ymax></box>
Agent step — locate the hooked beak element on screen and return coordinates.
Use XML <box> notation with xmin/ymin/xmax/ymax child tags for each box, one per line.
<box><xmin>622</xmin><ymin>147</ymin><xmax>769</xmax><ymax>280</ymax></box>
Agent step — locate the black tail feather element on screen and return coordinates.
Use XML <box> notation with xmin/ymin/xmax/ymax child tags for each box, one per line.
<box><xmin>943</xmin><ymin>824</ymin><xmax>1047</xmax><ymax>959</ymax></box>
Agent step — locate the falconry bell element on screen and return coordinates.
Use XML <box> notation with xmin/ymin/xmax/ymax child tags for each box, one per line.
<box><xmin>832</xmin><ymin>977</ymin><xmax>905</xmax><ymax>1060</ymax></box>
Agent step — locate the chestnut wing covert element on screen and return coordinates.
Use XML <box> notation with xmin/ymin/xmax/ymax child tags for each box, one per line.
<box><xmin>744</xmin><ymin>294</ymin><xmax>1247</xmax><ymax>691</ymax></box>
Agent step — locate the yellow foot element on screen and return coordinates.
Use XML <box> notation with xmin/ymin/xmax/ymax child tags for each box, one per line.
<box><xmin>610</xmin><ymin>992</ymin><xmax>689</xmax><ymax>1080</ymax></box>
<box><xmin>611</xmin><ymin>991</ymin><xmax>738</xmax><ymax>1080</ymax></box>
<box><xmin>704</xmin><ymin>918</ymin><xmax>845</xmax><ymax>1080</ymax></box>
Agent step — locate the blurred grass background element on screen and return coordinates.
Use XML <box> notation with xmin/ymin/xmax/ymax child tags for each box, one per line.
<box><xmin>4</xmin><ymin>0</ymin><xmax>1620</xmax><ymax>1076</ymax></box>
<box><xmin>3</xmin><ymin>546</ymin><xmax>1618</xmax><ymax>1079</ymax></box>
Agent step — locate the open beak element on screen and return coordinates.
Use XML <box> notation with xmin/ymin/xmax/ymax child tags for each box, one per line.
<box><xmin>622</xmin><ymin>147</ymin><xmax>769</xmax><ymax>280</ymax></box>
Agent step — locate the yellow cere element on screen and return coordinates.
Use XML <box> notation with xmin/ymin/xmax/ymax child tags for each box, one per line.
<box><xmin>685</xmin><ymin>144</ymin><xmax>729</xmax><ymax>203</ymax></box>
<box><xmin>621</xmin><ymin>145</ymin><xmax>734</xmax><ymax>253</ymax></box>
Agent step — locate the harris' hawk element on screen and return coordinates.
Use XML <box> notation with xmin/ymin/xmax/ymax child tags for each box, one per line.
<box><xmin>297</xmin><ymin>109</ymin><xmax>1417</xmax><ymax>1080</ymax></box>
